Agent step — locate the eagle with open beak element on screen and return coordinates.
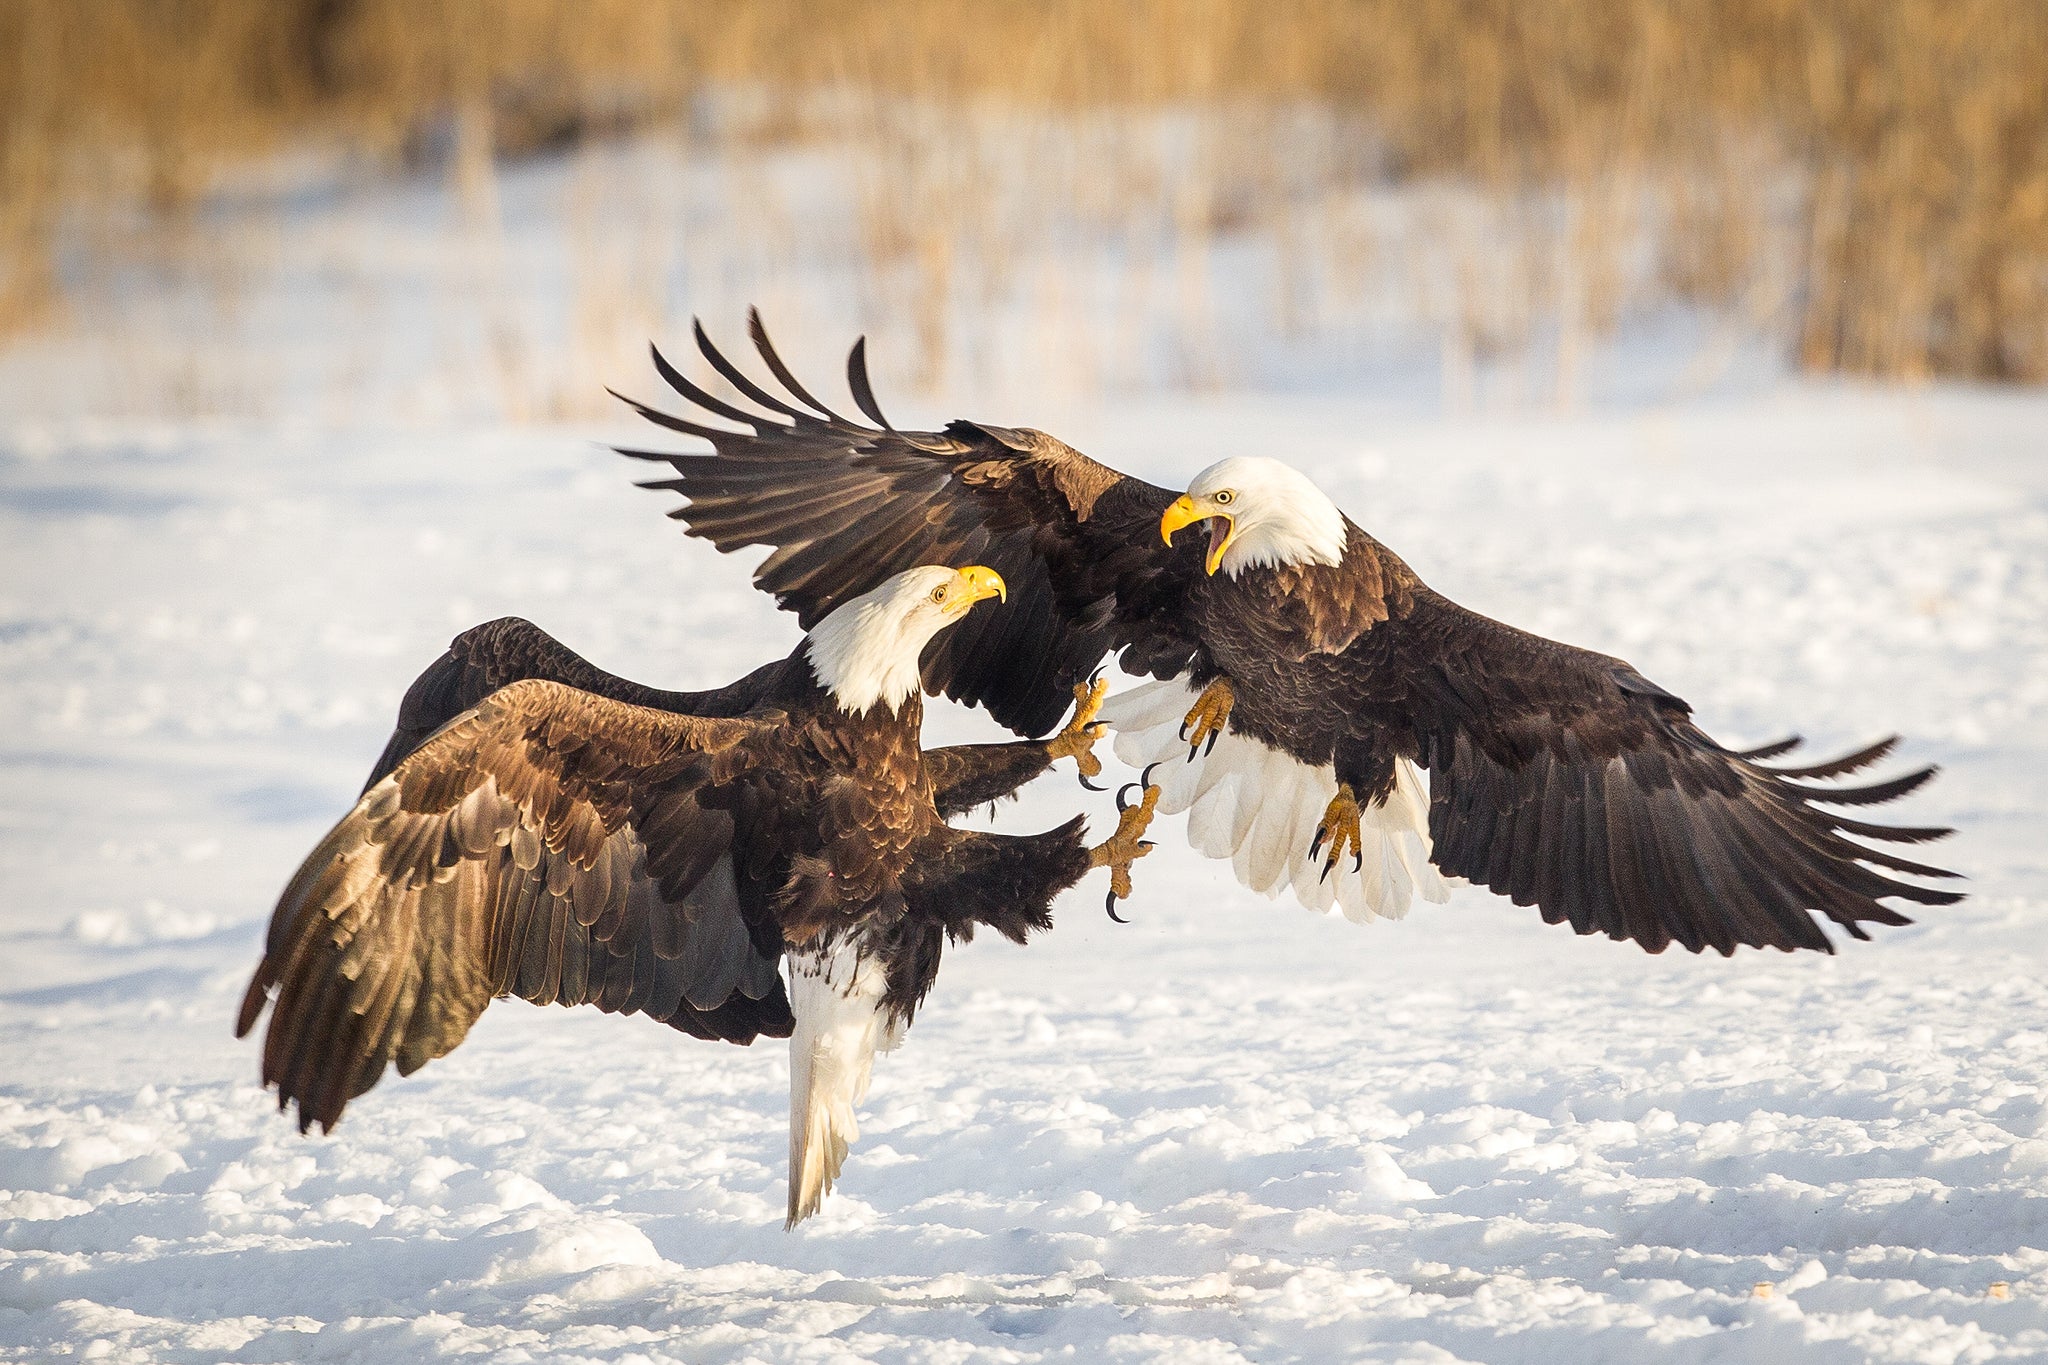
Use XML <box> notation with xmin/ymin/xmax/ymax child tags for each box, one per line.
<box><xmin>616</xmin><ymin>312</ymin><xmax>1960</xmax><ymax>958</ymax></box>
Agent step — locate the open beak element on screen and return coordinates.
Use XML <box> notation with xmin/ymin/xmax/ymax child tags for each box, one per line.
<box><xmin>956</xmin><ymin>565</ymin><xmax>1007</xmax><ymax>605</ymax></box>
<box><xmin>1160</xmin><ymin>496</ymin><xmax>1233</xmax><ymax>576</ymax></box>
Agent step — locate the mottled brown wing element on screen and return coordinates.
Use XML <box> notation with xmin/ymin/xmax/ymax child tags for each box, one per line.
<box><xmin>362</xmin><ymin>615</ymin><xmax>788</xmax><ymax>789</ymax></box>
<box><xmin>237</xmin><ymin>679</ymin><xmax>794</xmax><ymax>1134</ymax></box>
<box><xmin>1389</xmin><ymin>588</ymin><xmax>1962</xmax><ymax>954</ymax></box>
<box><xmin>1259</xmin><ymin>524</ymin><xmax>1423</xmax><ymax>660</ymax></box>
<box><xmin>612</xmin><ymin>311</ymin><xmax>1206</xmax><ymax>736</ymax></box>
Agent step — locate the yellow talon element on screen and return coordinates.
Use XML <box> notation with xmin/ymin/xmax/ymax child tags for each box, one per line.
<box><xmin>1091</xmin><ymin>784</ymin><xmax>1159</xmax><ymax>902</ymax></box>
<box><xmin>1046</xmin><ymin>677</ymin><xmax>1109</xmax><ymax>780</ymax></box>
<box><xmin>1180</xmin><ymin>676</ymin><xmax>1235</xmax><ymax>758</ymax></box>
<box><xmin>1311</xmin><ymin>784</ymin><xmax>1364</xmax><ymax>880</ymax></box>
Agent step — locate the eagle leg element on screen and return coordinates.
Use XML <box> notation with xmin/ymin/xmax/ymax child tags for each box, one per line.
<box><xmin>1046</xmin><ymin>676</ymin><xmax>1111</xmax><ymax>790</ymax></box>
<box><xmin>1093</xmin><ymin>784</ymin><xmax>1160</xmax><ymax>921</ymax></box>
<box><xmin>1179</xmin><ymin>677</ymin><xmax>1235</xmax><ymax>761</ymax></box>
<box><xmin>1310</xmin><ymin>784</ymin><xmax>1365</xmax><ymax>882</ymax></box>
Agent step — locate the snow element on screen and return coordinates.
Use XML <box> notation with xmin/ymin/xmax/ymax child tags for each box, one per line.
<box><xmin>5</xmin><ymin>138</ymin><xmax>2048</xmax><ymax>1363</ymax></box>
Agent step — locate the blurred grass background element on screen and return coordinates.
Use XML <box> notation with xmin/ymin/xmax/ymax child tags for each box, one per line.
<box><xmin>2</xmin><ymin>0</ymin><xmax>2044</xmax><ymax>415</ymax></box>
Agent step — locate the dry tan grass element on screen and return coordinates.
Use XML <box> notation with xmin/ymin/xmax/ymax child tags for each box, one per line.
<box><xmin>4</xmin><ymin>0</ymin><xmax>2045</xmax><ymax>383</ymax></box>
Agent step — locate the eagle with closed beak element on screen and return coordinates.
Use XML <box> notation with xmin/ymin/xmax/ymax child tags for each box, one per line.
<box><xmin>237</xmin><ymin>564</ymin><xmax>1157</xmax><ymax>1226</ymax></box>
<box><xmin>613</xmin><ymin>313</ymin><xmax>1960</xmax><ymax>954</ymax></box>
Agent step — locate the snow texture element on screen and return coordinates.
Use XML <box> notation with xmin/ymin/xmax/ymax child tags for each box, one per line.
<box><xmin>5</xmin><ymin>150</ymin><xmax>2048</xmax><ymax>1365</ymax></box>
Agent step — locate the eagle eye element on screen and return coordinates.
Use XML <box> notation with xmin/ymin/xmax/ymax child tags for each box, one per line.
<box><xmin>1215</xmin><ymin>489</ymin><xmax>1235</xmax><ymax>505</ymax></box>
<box><xmin>930</xmin><ymin>585</ymin><xmax>949</xmax><ymax>604</ymax></box>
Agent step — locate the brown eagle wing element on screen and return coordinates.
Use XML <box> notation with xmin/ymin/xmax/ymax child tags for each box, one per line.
<box><xmin>613</xmin><ymin>312</ymin><xmax>1205</xmax><ymax>737</ymax></box>
<box><xmin>237</xmin><ymin>679</ymin><xmax>794</xmax><ymax>1134</ymax></box>
<box><xmin>1387</xmin><ymin>588</ymin><xmax>1961</xmax><ymax>953</ymax></box>
<box><xmin>362</xmin><ymin>615</ymin><xmax>787</xmax><ymax>789</ymax></box>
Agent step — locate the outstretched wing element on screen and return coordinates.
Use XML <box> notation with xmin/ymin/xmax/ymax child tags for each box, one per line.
<box><xmin>237</xmin><ymin>679</ymin><xmax>795</xmax><ymax>1133</ymax></box>
<box><xmin>362</xmin><ymin>615</ymin><xmax>786</xmax><ymax>789</ymax></box>
<box><xmin>613</xmin><ymin>311</ymin><xmax>1204</xmax><ymax>736</ymax></box>
<box><xmin>1391</xmin><ymin>589</ymin><xmax>1961</xmax><ymax>953</ymax></box>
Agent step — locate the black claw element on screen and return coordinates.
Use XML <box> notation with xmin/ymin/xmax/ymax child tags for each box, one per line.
<box><xmin>1185</xmin><ymin>744</ymin><xmax>1198</xmax><ymax>763</ymax></box>
<box><xmin>1320</xmin><ymin>856</ymin><xmax>1336</xmax><ymax>884</ymax></box>
<box><xmin>1106</xmin><ymin>891</ymin><xmax>1130</xmax><ymax>924</ymax></box>
<box><xmin>1138</xmin><ymin>840</ymin><xmax>1155</xmax><ymax>852</ymax></box>
<box><xmin>1203</xmin><ymin>729</ymin><xmax>1220</xmax><ymax>758</ymax></box>
<box><xmin>1309</xmin><ymin>827</ymin><xmax>1328</xmax><ymax>859</ymax></box>
<box><xmin>1141</xmin><ymin>761</ymin><xmax>1163</xmax><ymax>788</ymax></box>
<box><xmin>1352</xmin><ymin>847</ymin><xmax>1363</xmax><ymax>873</ymax></box>
<box><xmin>1177</xmin><ymin>719</ymin><xmax>1191</xmax><ymax>741</ymax></box>
<box><xmin>1089</xmin><ymin>664</ymin><xmax>1105</xmax><ymax>687</ymax></box>
<box><xmin>1079</xmin><ymin>772</ymin><xmax>1105</xmax><ymax>792</ymax></box>
<box><xmin>1116</xmin><ymin>782</ymin><xmax>1141</xmax><ymax>811</ymax></box>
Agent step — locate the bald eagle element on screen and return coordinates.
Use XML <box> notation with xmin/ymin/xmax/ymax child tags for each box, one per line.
<box><xmin>612</xmin><ymin>315</ymin><xmax>1961</xmax><ymax>955</ymax></box>
<box><xmin>237</xmin><ymin>565</ymin><xmax>1157</xmax><ymax>1226</ymax></box>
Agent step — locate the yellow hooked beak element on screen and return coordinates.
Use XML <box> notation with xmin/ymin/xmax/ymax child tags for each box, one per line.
<box><xmin>955</xmin><ymin>565</ymin><xmax>1007</xmax><ymax>605</ymax></box>
<box><xmin>1160</xmin><ymin>495</ymin><xmax>1234</xmax><ymax>576</ymax></box>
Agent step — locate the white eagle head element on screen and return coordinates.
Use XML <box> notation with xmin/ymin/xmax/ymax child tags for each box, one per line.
<box><xmin>1161</xmin><ymin>456</ymin><xmax>1347</xmax><ymax>577</ymax></box>
<box><xmin>805</xmin><ymin>564</ymin><xmax>1006</xmax><ymax>715</ymax></box>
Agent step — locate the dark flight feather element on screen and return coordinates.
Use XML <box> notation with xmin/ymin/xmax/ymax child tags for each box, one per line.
<box><xmin>845</xmin><ymin>337</ymin><xmax>896</xmax><ymax>431</ymax></box>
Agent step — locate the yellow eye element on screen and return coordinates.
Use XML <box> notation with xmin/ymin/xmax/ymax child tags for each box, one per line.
<box><xmin>930</xmin><ymin>586</ymin><xmax>948</xmax><ymax>603</ymax></box>
<box><xmin>1214</xmin><ymin>490</ymin><xmax>1235</xmax><ymax>505</ymax></box>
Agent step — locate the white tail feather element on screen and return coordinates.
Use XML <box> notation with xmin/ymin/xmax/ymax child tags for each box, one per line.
<box><xmin>1185</xmin><ymin>770</ymin><xmax>1247</xmax><ymax>859</ymax></box>
<box><xmin>785</xmin><ymin>934</ymin><xmax>902</xmax><ymax>1228</ymax></box>
<box><xmin>1102</xmin><ymin>677</ymin><xmax>1450</xmax><ymax>921</ymax></box>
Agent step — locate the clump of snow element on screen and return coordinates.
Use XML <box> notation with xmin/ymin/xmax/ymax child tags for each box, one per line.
<box><xmin>66</xmin><ymin>900</ymin><xmax>218</xmax><ymax>947</ymax></box>
<box><xmin>484</xmin><ymin>1210</ymin><xmax>665</xmax><ymax>1282</ymax></box>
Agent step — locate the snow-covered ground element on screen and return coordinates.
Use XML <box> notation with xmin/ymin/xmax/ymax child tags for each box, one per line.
<box><xmin>6</xmin><ymin>382</ymin><xmax>2046</xmax><ymax>1363</ymax></box>
<box><xmin>5</xmin><ymin>137</ymin><xmax>2048</xmax><ymax>1363</ymax></box>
